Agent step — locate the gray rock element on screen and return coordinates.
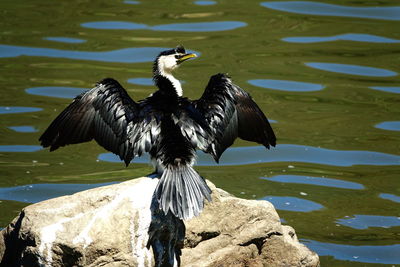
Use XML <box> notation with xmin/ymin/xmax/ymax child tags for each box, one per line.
<box><xmin>0</xmin><ymin>177</ymin><xmax>319</xmax><ymax>267</ymax></box>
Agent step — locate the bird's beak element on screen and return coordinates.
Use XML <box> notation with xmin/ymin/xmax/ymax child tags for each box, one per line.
<box><xmin>177</xmin><ymin>53</ymin><xmax>197</xmax><ymax>64</ymax></box>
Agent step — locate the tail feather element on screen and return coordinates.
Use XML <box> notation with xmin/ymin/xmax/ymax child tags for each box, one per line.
<box><xmin>155</xmin><ymin>164</ymin><xmax>212</xmax><ymax>220</ymax></box>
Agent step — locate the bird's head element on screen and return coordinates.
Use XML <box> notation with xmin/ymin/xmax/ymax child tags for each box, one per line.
<box><xmin>153</xmin><ymin>45</ymin><xmax>197</xmax><ymax>76</ymax></box>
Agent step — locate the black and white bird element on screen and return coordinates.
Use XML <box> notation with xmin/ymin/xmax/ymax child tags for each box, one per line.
<box><xmin>39</xmin><ymin>45</ymin><xmax>276</xmax><ymax>220</ymax></box>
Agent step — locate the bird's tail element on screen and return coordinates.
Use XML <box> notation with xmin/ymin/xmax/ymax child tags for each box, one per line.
<box><xmin>155</xmin><ymin>164</ymin><xmax>212</xmax><ymax>220</ymax></box>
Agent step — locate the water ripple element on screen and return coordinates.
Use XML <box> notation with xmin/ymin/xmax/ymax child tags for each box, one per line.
<box><xmin>375</xmin><ymin>121</ymin><xmax>400</xmax><ymax>132</ymax></box>
<box><xmin>8</xmin><ymin>126</ymin><xmax>38</xmax><ymax>133</ymax></box>
<box><xmin>282</xmin><ymin>33</ymin><xmax>400</xmax><ymax>44</ymax></box>
<box><xmin>302</xmin><ymin>239</ymin><xmax>400</xmax><ymax>264</ymax></box>
<box><xmin>0</xmin><ymin>106</ymin><xmax>42</xmax><ymax>115</ymax></box>
<box><xmin>305</xmin><ymin>62</ymin><xmax>397</xmax><ymax>77</ymax></box>
<box><xmin>260</xmin><ymin>196</ymin><xmax>324</xmax><ymax>212</ymax></box>
<box><xmin>124</xmin><ymin>0</ymin><xmax>140</xmax><ymax>4</ymax></box>
<box><xmin>44</xmin><ymin>37</ymin><xmax>86</xmax><ymax>44</ymax></box>
<box><xmin>194</xmin><ymin>1</ymin><xmax>216</xmax><ymax>5</ymax></box>
<box><xmin>98</xmin><ymin>144</ymin><xmax>400</xmax><ymax>167</ymax></box>
<box><xmin>369</xmin><ymin>86</ymin><xmax>400</xmax><ymax>94</ymax></box>
<box><xmin>127</xmin><ymin>78</ymin><xmax>154</xmax><ymax>86</ymax></box>
<box><xmin>82</xmin><ymin>21</ymin><xmax>247</xmax><ymax>32</ymax></box>
<box><xmin>336</xmin><ymin>215</ymin><xmax>400</xmax><ymax>229</ymax></box>
<box><xmin>0</xmin><ymin>44</ymin><xmax>179</xmax><ymax>63</ymax></box>
<box><xmin>261</xmin><ymin>1</ymin><xmax>400</xmax><ymax>21</ymax></box>
<box><xmin>261</xmin><ymin>175</ymin><xmax>364</xmax><ymax>190</ymax></box>
<box><xmin>25</xmin><ymin>87</ymin><xmax>87</xmax><ymax>99</ymax></box>
<box><xmin>0</xmin><ymin>145</ymin><xmax>43</xmax><ymax>152</ymax></box>
<box><xmin>379</xmin><ymin>193</ymin><xmax>400</xmax><ymax>203</ymax></box>
<box><xmin>248</xmin><ymin>79</ymin><xmax>324</xmax><ymax>92</ymax></box>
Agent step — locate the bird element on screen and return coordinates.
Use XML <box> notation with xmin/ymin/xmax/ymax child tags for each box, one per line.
<box><xmin>39</xmin><ymin>45</ymin><xmax>276</xmax><ymax>220</ymax></box>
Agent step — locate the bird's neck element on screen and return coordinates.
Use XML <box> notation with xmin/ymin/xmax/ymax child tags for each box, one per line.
<box><xmin>153</xmin><ymin>70</ymin><xmax>183</xmax><ymax>97</ymax></box>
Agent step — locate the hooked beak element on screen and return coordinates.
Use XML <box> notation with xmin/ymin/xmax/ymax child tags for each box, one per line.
<box><xmin>177</xmin><ymin>53</ymin><xmax>197</xmax><ymax>64</ymax></box>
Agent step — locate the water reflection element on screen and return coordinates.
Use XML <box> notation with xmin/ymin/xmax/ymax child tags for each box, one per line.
<box><xmin>194</xmin><ymin>1</ymin><xmax>216</xmax><ymax>5</ymax></box>
<box><xmin>305</xmin><ymin>62</ymin><xmax>397</xmax><ymax>77</ymax></box>
<box><xmin>369</xmin><ymin>86</ymin><xmax>400</xmax><ymax>94</ymax></box>
<box><xmin>0</xmin><ymin>145</ymin><xmax>43</xmax><ymax>152</ymax></box>
<box><xmin>248</xmin><ymin>79</ymin><xmax>324</xmax><ymax>92</ymax></box>
<box><xmin>260</xmin><ymin>196</ymin><xmax>323</xmax><ymax>212</ymax></box>
<box><xmin>261</xmin><ymin>1</ymin><xmax>400</xmax><ymax>21</ymax></box>
<box><xmin>261</xmin><ymin>175</ymin><xmax>364</xmax><ymax>190</ymax></box>
<box><xmin>282</xmin><ymin>34</ymin><xmax>400</xmax><ymax>44</ymax></box>
<box><xmin>379</xmin><ymin>193</ymin><xmax>400</xmax><ymax>203</ymax></box>
<box><xmin>44</xmin><ymin>37</ymin><xmax>86</xmax><ymax>44</ymax></box>
<box><xmin>0</xmin><ymin>183</ymin><xmax>116</xmax><ymax>203</ymax></box>
<box><xmin>0</xmin><ymin>106</ymin><xmax>42</xmax><ymax>115</ymax></box>
<box><xmin>127</xmin><ymin>78</ymin><xmax>154</xmax><ymax>86</ymax></box>
<box><xmin>82</xmin><ymin>21</ymin><xmax>247</xmax><ymax>32</ymax></box>
<box><xmin>375</xmin><ymin>121</ymin><xmax>400</xmax><ymax>131</ymax></box>
<box><xmin>302</xmin><ymin>239</ymin><xmax>400</xmax><ymax>264</ymax></box>
<box><xmin>8</xmin><ymin>126</ymin><xmax>38</xmax><ymax>133</ymax></box>
<box><xmin>26</xmin><ymin>87</ymin><xmax>87</xmax><ymax>99</ymax></box>
<box><xmin>0</xmin><ymin>45</ymin><xmax>175</xmax><ymax>63</ymax></box>
<box><xmin>336</xmin><ymin>215</ymin><xmax>400</xmax><ymax>229</ymax></box>
<box><xmin>99</xmin><ymin>144</ymin><xmax>400</xmax><ymax>166</ymax></box>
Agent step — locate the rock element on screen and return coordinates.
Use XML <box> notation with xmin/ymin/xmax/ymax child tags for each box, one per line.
<box><xmin>0</xmin><ymin>177</ymin><xmax>319</xmax><ymax>267</ymax></box>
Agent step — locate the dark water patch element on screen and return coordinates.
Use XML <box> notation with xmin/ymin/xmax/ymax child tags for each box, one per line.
<box><xmin>379</xmin><ymin>193</ymin><xmax>400</xmax><ymax>203</ymax></box>
<box><xmin>261</xmin><ymin>1</ymin><xmax>400</xmax><ymax>21</ymax></box>
<box><xmin>282</xmin><ymin>34</ymin><xmax>400</xmax><ymax>44</ymax></box>
<box><xmin>0</xmin><ymin>182</ymin><xmax>117</xmax><ymax>203</ymax></box>
<box><xmin>82</xmin><ymin>21</ymin><xmax>247</xmax><ymax>32</ymax></box>
<box><xmin>0</xmin><ymin>106</ymin><xmax>42</xmax><ymax>115</ymax></box>
<box><xmin>99</xmin><ymin>144</ymin><xmax>400</xmax><ymax>167</ymax></box>
<box><xmin>302</xmin><ymin>239</ymin><xmax>400</xmax><ymax>264</ymax></box>
<box><xmin>248</xmin><ymin>79</ymin><xmax>324</xmax><ymax>92</ymax></box>
<box><xmin>124</xmin><ymin>0</ymin><xmax>140</xmax><ymax>4</ymax></box>
<box><xmin>375</xmin><ymin>121</ymin><xmax>400</xmax><ymax>131</ymax></box>
<box><xmin>127</xmin><ymin>78</ymin><xmax>154</xmax><ymax>86</ymax></box>
<box><xmin>369</xmin><ymin>86</ymin><xmax>400</xmax><ymax>94</ymax></box>
<box><xmin>0</xmin><ymin>44</ymin><xmax>174</xmax><ymax>63</ymax></box>
<box><xmin>0</xmin><ymin>145</ymin><xmax>43</xmax><ymax>152</ymax></box>
<box><xmin>44</xmin><ymin>37</ymin><xmax>86</xmax><ymax>44</ymax></box>
<box><xmin>336</xmin><ymin>215</ymin><xmax>400</xmax><ymax>229</ymax></box>
<box><xmin>262</xmin><ymin>175</ymin><xmax>364</xmax><ymax>190</ymax></box>
<box><xmin>8</xmin><ymin>126</ymin><xmax>38</xmax><ymax>133</ymax></box>
<box><xmin>25</xmin><ymin>87</ymin><xmax>87</xmax><ymax>99</ymax></box>
<box><xmin>305</xmin><ymin>62</ymin><xmax>397</xmax><ymax>77</ymax></box>
<box><xmin>260</xmin><ymin>196</ymin><xmax>324</xmax><ymax>212</ymax></box>
<box><xmin>194</xmin><ymin>1</ymin><xmax>216</xmax><ymax>5</ymax></box>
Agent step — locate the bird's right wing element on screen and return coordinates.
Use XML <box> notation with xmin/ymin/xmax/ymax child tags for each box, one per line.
<box><xmin>39</xmin><ymin>78</ymin><xmax>162</xmax><ymax>165</ymax></box>
<box><xmin>194</xmin><ymin>73</ymin><xmax>276</xmax><ymax>162</ymax></box>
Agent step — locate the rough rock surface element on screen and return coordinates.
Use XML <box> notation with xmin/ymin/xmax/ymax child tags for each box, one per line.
<box><xmin>0</xmin><ymin>177</ymin><xmax>319</xmax><ymax>267</ymax></box>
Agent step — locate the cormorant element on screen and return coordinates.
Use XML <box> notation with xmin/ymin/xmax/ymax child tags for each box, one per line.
<box><xmin>39</xmin><ymin>45</ymin><xmax>276</xmax><ymax>220</ymax></box>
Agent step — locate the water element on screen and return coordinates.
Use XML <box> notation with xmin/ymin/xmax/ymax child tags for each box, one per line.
<box><xmin>1</xmin><ymin>0</ymin><xmax>399</xmax><ymax>266</ymax></box>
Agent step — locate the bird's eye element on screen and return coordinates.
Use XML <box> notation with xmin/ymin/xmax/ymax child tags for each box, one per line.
<box><xmin>175</xmin><ymin>55</ymin><xmax>180</xmax><ymax>59</ymax></box>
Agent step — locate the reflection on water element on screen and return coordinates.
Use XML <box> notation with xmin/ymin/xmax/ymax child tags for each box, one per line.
<box><xmin>127</xmin><ymin>78</ymin><xmax>154</xmax><ymax>86</ymax></box>
<box><xmin>261</xmin><ymin>1</ymin><xmax>400</xmax><ymax>21</ymax></box>
<box><xmin>282</xmin><ymin>34</ymin><xmax>400</xmax><ymax>44</ymax></box>
<box><xmin>82</xmin><ymin>21</ymin><xmax>247</xmax><ymax>32</ymax></box>
<box><xmin>44</xmin><ymin>37</ymin><xmax>86</xmax><ymax>44</ymax></box>
<box><xmin>0</xmin><ymin>183</ymin><xmax>117</xmax><ymax>203</ymax></box>
<box><xmin>0</xmin><ymin>106</ymin><xmax>42</xmax><ymax>115</ymax></box>
<box><xmin>375</xmin><ymin>121</ymin><xmax>400</xmax><ymax>132</ymax></box>
<box><xmin>99</xmin><ymin>144</ymin><xmax>400</xmax><ymax>167</ymax></box>
<box><xmin>0</xmin><ymin>45</ymin><xmax>176</xmax><ymax>63</ymax></box>
<box><xmin>8</xmin><ymin>126</ymin><xmax>38</xmax><ymax>133</ymax></box>
<box><xmin>379</xmin><ymin>193</ymin><xmax>400</xmax><ymax>203</ymax></box>
<box><xmin>261</xmin><ymin>196</ymin><xmax>324</xmax><ymax>212</ymax></box>
<box><xmin>369</xmin><ymin>86</ymin><xmax>400</xmax><ymax>94</ymax></box>
<box><xmin>0</xmin><ymin>145</ymin><xmax>43</xmax><ymax>152</ymax></box>
<box><xmin>302</xmin><ymin>239</ymin><xmax>400</xmax><ymax>264</ymax></box>
<box><xmin>262</xmin><ymin>175</ymin><xmax>364</xmax><ymax>190</ymax></box>
<box><xmin>26</xmin><ymin>87</ymin><xmax>87</xmax><ymax>99</ymax></box>
<box><xmin>305</xmin><ymin>62</ymin><xmax>397</xmax><ymax>77</ymax></box>
<box><xmin>336</xmin><ymin>215</ymin><xmax>400</xmax><ymax>229</ymax></box>
<box><xmin>194</xmin><ymin>1</ymin><xmax>216</xmax><ymax>5</ymax></box>
<box><xmin>248</xmin><ymin>79</ymin><xmax>324</xmax><ymax>92</ymax></box>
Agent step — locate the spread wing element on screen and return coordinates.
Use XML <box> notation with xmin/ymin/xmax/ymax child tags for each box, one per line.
<box><xmin>194</xmin><ymin>73</ymin><xmax>276</xmax><ymax>162</ymax></box>
<box><xmin>39</xmin><ymin>78</ymin><xmax>161</xmax><ymax>165</ymax></box>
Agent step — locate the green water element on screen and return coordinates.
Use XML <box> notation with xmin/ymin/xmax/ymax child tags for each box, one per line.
<box><xmin>1</xmin><ymin>0</ymin><xmax>400</xmax><ymax>265</ymax></box>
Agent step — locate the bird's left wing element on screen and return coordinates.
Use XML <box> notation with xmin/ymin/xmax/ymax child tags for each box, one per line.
<box><xmin>39</xmin><ymin>78</ymin><xmax>161</xmax><ymax>165</ymax></box>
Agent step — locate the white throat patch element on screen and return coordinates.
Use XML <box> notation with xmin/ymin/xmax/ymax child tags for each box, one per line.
<box><xmin>157</xmin><ymin>55</ymin><xmax>183</xmax><ymax>96</ymax></box>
